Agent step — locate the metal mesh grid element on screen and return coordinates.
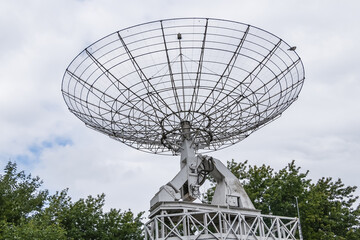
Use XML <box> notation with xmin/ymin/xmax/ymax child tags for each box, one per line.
<box><xmin>62</xmin><ymin>18</ymin><xmax>305</xmax><ymax>155</ymax></box>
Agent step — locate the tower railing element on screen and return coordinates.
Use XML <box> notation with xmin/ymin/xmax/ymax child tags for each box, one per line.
<box><xmin>145</xmin><ymin>202</ymin><xmax>300</xmax><ymax>240</ymax></box>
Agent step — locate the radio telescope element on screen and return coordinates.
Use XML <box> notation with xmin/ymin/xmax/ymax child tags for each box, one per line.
<box><xmin>62</xmin><ymin>18</ymin><xmax>305</xmax><ymax>239</ymax></box>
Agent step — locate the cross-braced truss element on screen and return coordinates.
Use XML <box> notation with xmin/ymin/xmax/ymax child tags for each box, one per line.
<box><xmin>62</xmin><ymin>18</ymin><xmax>305</xmax><ymax>155</ymax></box>
<box><xmin>145</xmin><ymin>203</ymin><xmax>300</xmax><ymax>240</ymax></box>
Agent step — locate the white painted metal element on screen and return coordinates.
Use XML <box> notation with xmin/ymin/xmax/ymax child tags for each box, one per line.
<box><xmin>145</xmin><ymin>202</ymin><xmax>300</xmax><ymax>240</ymax></box>
<box><xmin>149</xmin><ymin>130</ymin><xmax>300</xmax><ymax>239</ymax></box>
<box><xmin>150</xmin><ymin>138</ymin><xmax>199</xmax><ymax>207</ymax></box>
<box><xmin>209</xmin><ymin>156</ymin><xmax>254</xmax><ymax>209</ymax></box>
<box><xmin>150</xmin><ymin>131</ymin><xmax>254</xmax><ymax>209</ymax></box>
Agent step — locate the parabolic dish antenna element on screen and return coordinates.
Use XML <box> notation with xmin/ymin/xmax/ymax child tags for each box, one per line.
<box><xmin>62</xmin><ymin>18</ymin><xmax>305</xmax><ymax>155</ymax></box>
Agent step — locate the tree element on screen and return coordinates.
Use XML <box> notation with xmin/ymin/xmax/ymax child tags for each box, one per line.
<box><xmin>206</xmin><ymin>159</ymin><xmax>360</xmax><ymax>239</ymax></box>
<box><xmin>303</xmin><ymin>177</ymin><xmax>360</xmax><ymax>239</ymax></box>
<box><xmin>0</xmin><ymin>161</ymin><xmax>144</xmax><ymax>240</ymax></box>
<box><xmin>42</xmin><ymin>190</ymin><xmax>144</xmax><ymax>240</ymax></box>
<box><xmin>0</xmin><ymin>218</ymin><xmax>67</xmax><ymax>240</ymax></box>
<box><xmin>0</xmin><ymin>162</ymin><xmax>48</xmax><ymax>224</ymax></box>
<box><xmin>0</xmin><ymin>162</ymin><xmax>66</xmax><ymax>239</ymax></box>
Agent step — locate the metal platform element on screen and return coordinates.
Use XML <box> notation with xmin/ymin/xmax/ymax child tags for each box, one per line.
<box><xmin>145</xmin><ymin>202</ymin><xmax>300</xmax><ymax>240</ymax></box>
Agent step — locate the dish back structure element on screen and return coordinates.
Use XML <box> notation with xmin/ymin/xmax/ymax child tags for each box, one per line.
<box><xmin>62</xmin><ymin>18</ymin><xmax>304</xmax><ymax>155</ymax></box>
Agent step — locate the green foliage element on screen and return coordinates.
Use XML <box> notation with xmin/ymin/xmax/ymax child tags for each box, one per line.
<box><xmin>205</xmin><ymin>159</ymin><xmax>360</xmax><ymax>239</ymax></box>
<box><xmin>0</xmin><ymin>161</ymin><xmax>144</xmax><ymax>240</ymax></box>
<box><xmin>0</xmin><ymin>218</ymin><xmax>67</xmax><ymax>240</ymax></box>
<box><xmin>303</xmin><ymin>177</ymin><xmax>360</xmax><ymax>239</ymax></box>
<box><xmin>0</xmin><ymin>162</ymin><xmax>48</xmax><ymax>225</ymax></box>
<box><xmin>42</xmin><ymin>190</ymin><xmax>144</xmax><ymax>240</ymax></box>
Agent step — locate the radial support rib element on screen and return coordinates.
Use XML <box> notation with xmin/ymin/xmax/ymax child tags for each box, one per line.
<box><xmin>160</xmin><ymin>21</ymin><xmax>182</xmax><ymax>115</ymax></box>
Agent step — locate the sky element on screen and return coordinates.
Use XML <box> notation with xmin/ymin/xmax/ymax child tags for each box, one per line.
<box><xmin>1</xmin><ymin>0</ymin><xmax>360</xmax><ymax>217</ymax></box>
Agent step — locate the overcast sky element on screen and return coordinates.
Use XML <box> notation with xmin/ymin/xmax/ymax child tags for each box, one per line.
<box><xmin>1</xmin><ymin>0</ymin><xmax>359</xmax><ymax>217</ymax></box>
